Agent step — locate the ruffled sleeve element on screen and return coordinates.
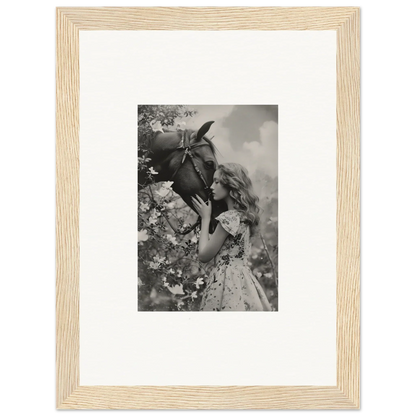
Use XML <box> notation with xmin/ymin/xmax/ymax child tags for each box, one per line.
<box><xmin>216</xmin><ymin>210</ymin><xmax>240</xmax><ymax>236</ymax></box>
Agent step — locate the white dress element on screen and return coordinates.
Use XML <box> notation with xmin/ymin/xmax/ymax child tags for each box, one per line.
<box><xmin>199</xmin><ymin>210</ymin><xmax>273</xmax><ymax>311</ymax></box>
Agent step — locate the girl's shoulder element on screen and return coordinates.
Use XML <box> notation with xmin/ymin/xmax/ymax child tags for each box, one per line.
<box><xmin>215</xmin><ymin>210</ymin><xmax>244</xmax><ymax>236</ymax></box>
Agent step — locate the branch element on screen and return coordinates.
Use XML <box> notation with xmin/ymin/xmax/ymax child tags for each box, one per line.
<box><xmin>259</xmin><ymin>232</ymin><xmax>278</xmax><ymax>310</ymax></box>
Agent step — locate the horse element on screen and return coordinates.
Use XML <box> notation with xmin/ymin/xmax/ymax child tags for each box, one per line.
<box><xmin>138</xmin><ymin>121</ymin><xmax>227</xmax><ymax>234</ymax></box>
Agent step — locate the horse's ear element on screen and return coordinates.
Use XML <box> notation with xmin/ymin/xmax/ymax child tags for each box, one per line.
<box><xmin>196</xmin><ymin>121</ymin><xmax>215</xmax><ymax>141</ymax></box>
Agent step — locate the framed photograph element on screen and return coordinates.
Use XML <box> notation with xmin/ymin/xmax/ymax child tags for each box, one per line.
<box><xmin>56</xmin><ymin>7</ymin><xmax>360</xmax><ymax>409</ymax></box>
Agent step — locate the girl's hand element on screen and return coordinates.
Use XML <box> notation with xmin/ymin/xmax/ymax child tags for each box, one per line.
<box><xmin>191</xmin><ymin>194</ymin><xmax>212</xmax><ymax>220</ymax></box>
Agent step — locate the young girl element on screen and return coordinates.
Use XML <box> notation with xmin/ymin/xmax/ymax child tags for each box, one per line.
<box><xmin>191</xmin><ymin>163</ymin><xmax>273</xmax><ymax>311</ymax></box>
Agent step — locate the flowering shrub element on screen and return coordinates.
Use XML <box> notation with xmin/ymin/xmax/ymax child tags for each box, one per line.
<box><xmin>138</xmin><ymin>169</ymin><xmax>215</xmax><ymax>311</ymax></box>
<box><xmin>138</xmin><ymin>173</ymin><xmax>278</xmax><ymax>311</ymax></box>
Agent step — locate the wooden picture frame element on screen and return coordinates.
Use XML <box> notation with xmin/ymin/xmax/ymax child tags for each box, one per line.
<box><xmin>56</xmin><ymin>7</ymin><xmax>360</xmax><ymax>409</ymax></box>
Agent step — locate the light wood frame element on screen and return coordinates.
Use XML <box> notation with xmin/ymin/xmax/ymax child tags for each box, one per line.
<box><xmin>56</xmin><ymin>7</ymin><xmax>360</xmax><ymax>409</ymax></box>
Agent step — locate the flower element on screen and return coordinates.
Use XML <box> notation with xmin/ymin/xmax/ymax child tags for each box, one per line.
<box><xmin>139</xmin><ymin>202</ymin><xmax>150</xmax><ymax>212</ymax></box>
<box><xmin>166</xmin><ymin>234</ymin><xmax>178</xmax><ymax>246</ymax></box>
<box><xmin>177</xmin><ymin>270</ymin><xmax>182</xmax><ymax>277</ymax></box>
<box><xmin>137</xmin><ymin>229</ymin><xmax>149</xmax><ymax>242</ymax></box>
<box><xmin>162</xmin><ymin>181</ymin><xmax>174</xmax><ymax>189</ymax></box>
<box><xmin>190</xmin><ymin>291</ymin><xmax>198</xmax><ymax>300</ymax></box>
<box><xmin>264</xmin><ymin>273</ymin><xmax>272</xmax><ymax>278</ymax></box>
<box><xmin>156</xmin><ymin>187</ymin><xmax>171</xmax><ymax>198</ymax></box>
<box><xmin>156</xmin><ymin>181</ymin><xmax>174</xmax><ymax>197</ymax></box>
<box><xmin>150</xmin><ymin>120</ymin><xmax>163</xmax><ymax>131</ymax></box>
<box><xmin>154</xmin><ymin>255</ymin><xmax>166</xmax><ymax>264</ymax></box>
<box><xmin>179</xmin><ymin>223</ymin><xmax>190</xmax><ymax>232</ymax></box>
<box><xmin>148</xmin><ymin>255</ymin><xmax>167</xmax><ymax>271</ymax></box>
<box><xmin>148</xmin><ymin>167</ymin><xmax>159</xmax><ymax>175</ymax></box>
<box><xmin>149</xmin><ymin>261</ymin><xmax>159</xmax><ymax>270</ymax></box>
<box><xmin>148</xmin><ymin>216</ymin><xmax>158</xmax><ymax>226</ymax></box>
<box><xmin>138</xmin><ymin>277</ymin><xmax>145</xmax><ymax>287</ymax></box>
<box><xmin>256</xmin><ymin>272</ymin><xmax>263</xmax><ymax>278</ymax></box>
<box><xmin>195</xmin><ymin>277</ymin><xmax>205</xmax><ymax>289</ymax></box>
<box><xmin>190</xmin><ymin>235</ymin><xmax>198</xmax><ymax>244</ymax></box>
<box><xmin>167</xmin><ymin>284</ymin><xmax>185</xmax><ymax>295</ymax></box>
<box><xmin>177</xmin><ymin>300</ymin><xmax>185</xmax><ymax>310</ymax></box>
<box><xmin>151</xmin><ymin>209</ymin><xmax>161</xmax><ymax>218</ymax></box>
<box><xmin>176</xmin><ymin>121</ymin><xmax>186</xmax><ymax>130</ymax></box>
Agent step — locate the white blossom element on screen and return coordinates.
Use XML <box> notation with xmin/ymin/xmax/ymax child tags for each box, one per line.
<box><xmin>148</xmin><ymin>216</ymin><xmax>157</xmax><ymax>226</ymax></box>
<box><xmin>162</xmin><ymin>181</ymin><xmax>174</xmax><ymax>189</ymax></box>
<box><xmin>195</xmin><ymin>277</ymin><xmax>205</xmax><ymax>289</ymax></box>
<box><xmin>176</xmin><ymin>121</ymin><xmax>186</xmax><ymax>130</ymax></box>
<box><xmin>137</xmin><ymin>229</ymin><xmax>149</xmax><ymax>242</ymax></box>
<box><xmin>167</xmin><ymin>284</ymin><xmax>185</xmax><ymax>295</ymax></box>
<box><xmin>150</xmin><ymin>120</ymin><xmax>163</xmax><ymax>132</ymax></box>
<box><xmin>154</xmin><ymin>255</ymin><xmax>166</xmax><ymax>264</ymax></box>
<box><xmin>166</xmin><ymin>234</ymin><xmax>178</xmax><ymax>246</ymax></box>
<box><xmin>151</xmin><ymin>208</ymin><xmax>161</xmax><ymax>218</ymax></box>
<box><xmin>156</xmin><ymin>187</ymin><xmax>170</xmax><ymax>198</ymax></box>
<box><xmin>139</xmin><ymin>202</ymin><xmax>150</xmax><ymax>212</ymax></box>
<box><xmin>149</xmin><ymin>261</ymin><xmax>158</xmax><ymax>270</ymax></box>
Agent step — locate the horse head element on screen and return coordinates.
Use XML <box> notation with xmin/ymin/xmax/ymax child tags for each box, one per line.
<box><xmin>140</xmin><ymin>121</ymin><xmax>227</xmax><ymax>233</ymax></box>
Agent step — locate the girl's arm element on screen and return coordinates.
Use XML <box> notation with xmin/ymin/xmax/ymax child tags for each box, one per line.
<box><xmin>198</xmin><ymin>218</ymin><xmax>229</xmax><ymax>263</ymax></box>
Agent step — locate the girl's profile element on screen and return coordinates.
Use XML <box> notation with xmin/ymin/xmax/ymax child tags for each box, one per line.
<box><xmin>192</xmin><ymin>163</ymin><xmax>273</xmax><ymax>311</ymax></box>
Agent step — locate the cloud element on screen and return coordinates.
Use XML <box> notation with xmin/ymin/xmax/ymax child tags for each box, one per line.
<box><xmin>243</xmin><ymin>120</ymin><xmax>278</xmax><ymax>178</ymax></box>
<box><xmin>214</xmin><ymin>120</ymin><xmax>278</xmax><ymax>179</ymax></box>
<box><xmin>178</xmin><ymin>106</ymin><xmax>278</xmax><ymax>179</ymax></box>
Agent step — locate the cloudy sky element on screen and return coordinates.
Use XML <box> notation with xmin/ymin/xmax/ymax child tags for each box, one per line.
<box><xmin>180</xmin><ymin>105</ymin><xmax>278</xmax><ymax>179</ymax></box>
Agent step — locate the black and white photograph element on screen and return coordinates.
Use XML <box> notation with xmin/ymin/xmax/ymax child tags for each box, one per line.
<box><xmin>138</xmin><ymin>105</ymin><xmax>278</xmax><ymax>311</ymax></box>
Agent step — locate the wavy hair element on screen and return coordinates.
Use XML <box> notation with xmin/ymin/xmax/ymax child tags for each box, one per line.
<box><xmin>216</xmin><ymin>163</ymin><xmax>261</xmax><ymax>236</ymax></box>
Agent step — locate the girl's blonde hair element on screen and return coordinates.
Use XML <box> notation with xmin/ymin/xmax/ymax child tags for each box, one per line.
<box><xmin>216</xmin><ymin>163</ymin><xmax>260</xmax><ymax>236</ymax></box>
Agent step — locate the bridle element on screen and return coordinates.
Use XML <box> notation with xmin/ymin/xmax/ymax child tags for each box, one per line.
<box><xmin>170</xmin><ymin>129</ymin><xmax>213</xmax><ymax>193</ymax></box>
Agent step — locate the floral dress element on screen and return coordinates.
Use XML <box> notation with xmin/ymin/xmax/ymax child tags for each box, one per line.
<box><xmin>199</xmin><ymin>210</ymin><xmax>273</xmax><ymax>311</ymax></box>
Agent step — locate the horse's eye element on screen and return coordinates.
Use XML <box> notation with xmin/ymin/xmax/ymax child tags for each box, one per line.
<box><xmin>204</xmin><ymin>160</ymin><xmax>215</xmax><ymax>169</ymax></box>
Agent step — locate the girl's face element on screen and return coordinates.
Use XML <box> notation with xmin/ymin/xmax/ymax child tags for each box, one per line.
<box><xmin>210</xmin><ymin>170</ymin><xmax>229</xmax><ymax>201</ymax></box>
